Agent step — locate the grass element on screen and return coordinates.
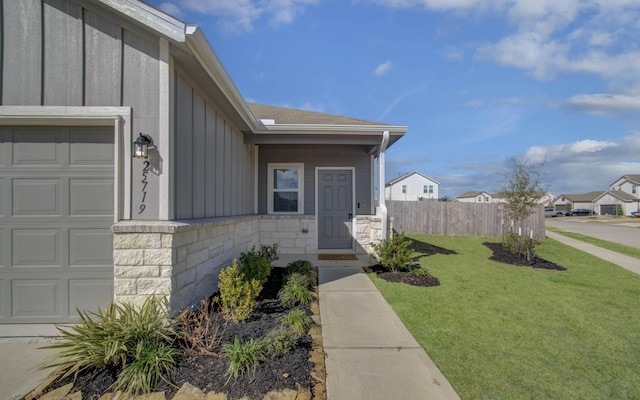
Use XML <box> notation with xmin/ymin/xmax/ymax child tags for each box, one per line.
<box><xmin>547</xmin><ymin>226</ymin><xmax>640</xmax><ymax>260</ymax></box>
<box><xmin>369</xmin><ymin>234</ymin><xmax>640</xmax><ymax>400</ymax></box>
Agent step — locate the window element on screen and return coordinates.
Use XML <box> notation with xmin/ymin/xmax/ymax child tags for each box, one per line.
<box><xmin>268</xmin><ymin>163</ymin><xmax>304</xmax><ymax>214</ymax></box>
<box><xmin>478</xmin><ymin>196</ymin><xmax>483</xmax><ymax>202</ymax></box>
<box><xmin>402</xmin><ymin>185</ymin><xmax>407</xmax><ymax>194</ymax></box>
<box><xmin>423</xmin><ymin>185</ymin><xmax>428</xmax><ymax>194</ymax></box>
<box><xmin>429</xmin><ymin>185</ymin><xmax>434</xmax><ymax>194</ymax></box>
<box><xmin>633</xmin><ymin>185</ymin><xmax>637</xmax><ymax>194</ymax></box>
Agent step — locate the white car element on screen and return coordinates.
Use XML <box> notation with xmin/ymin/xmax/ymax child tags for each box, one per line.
<box><xmin>544</xmin><ymin>207</ymin><xmax>564</xmax><ymax>217</ymax></box>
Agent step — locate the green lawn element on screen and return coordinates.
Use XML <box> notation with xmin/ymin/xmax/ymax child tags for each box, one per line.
<box><xmin>369</xmin><ymin>234</ymin><xmax>640</xmax><ymax>400</ymax></box>
<box><xmin>546</xmin><ymin>226</ymin><xmax>640</xmax><ymax>260</ymax></box>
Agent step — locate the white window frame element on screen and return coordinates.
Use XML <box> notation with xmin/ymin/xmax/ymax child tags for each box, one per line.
<box><xmin>267</xmin><ymin>163</ymin><xmax>304</xmax><ymax>214</ymax></box>
<box><xmin>402</xmin><ymin>185</ymin><xmax>407</xmax><ymax>194</ymax></box>
<box><xmin>423</xmin><ymin>185</ymin><xmax>428</xmax><ymax>194</ymax></box>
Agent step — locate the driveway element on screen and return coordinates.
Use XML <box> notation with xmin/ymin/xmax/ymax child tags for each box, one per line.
<box><xmin>545</xmin><ymin>218</ymin><xmax>640</xmax><ymax>249</ymax></box>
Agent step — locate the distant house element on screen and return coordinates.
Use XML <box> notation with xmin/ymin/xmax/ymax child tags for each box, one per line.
<box><xmin>594</xmin><ymin>191</ymin><xmax>640</xmax><ymax>216</ymax></box>
<box><xmin>553</xmin><ymin>192</ymin><xmax>605</xmax><ymax>212</ymax></box>
<box><xmin>457</xmin><ymin>191</ymin><xmax>492</xmax><ymax>203</ymax></box>
<box><xmin>0</xmin><ymin>0</ymin><xmax>407</xmax><ymax>323</ymax></box>
<box><xmin>608</xmin><ymin>175</ymin><xmax>640</xmax><ymax>199</ymax></box>
<box><xmin>385</xmin><ymin>171</ymin><xmax>439</xmax><ymax>201</ymax></box>
<box><xmin>491</xmin><ymin>191</ymin><xmax>556</xmax><ymax>205</ymax></box>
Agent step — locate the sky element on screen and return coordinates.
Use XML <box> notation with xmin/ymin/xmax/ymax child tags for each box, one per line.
<box><xmin>147</xmin><ymin>0</ymin><xmax>640</xmax><ymax>198</ymax></box>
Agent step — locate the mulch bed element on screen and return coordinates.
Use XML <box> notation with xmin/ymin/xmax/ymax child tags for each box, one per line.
<box><xmin>39</xmin><ymin>268</ymin><xmax>319</xmax><ymax>400</ymax></box>
<box><xmin>483</xmin><ymin>242</ymin><xmax>566</xmax><ymax>270</ymax></box>
<box><xmin>364</xmin><ymin>265</ymin><xmax>441</xmax><ymax>287</ymax></box>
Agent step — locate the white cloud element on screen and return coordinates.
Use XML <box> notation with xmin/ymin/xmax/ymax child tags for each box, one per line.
<box><xmin>444</xmin><ymin>48</ymin><xmax>464</xmax><ymax>60</ymax></box>
<box><xmin>179</xmin><ymin>0</ymin><xmax>319</xmax><ymax>32</ymax></box>
<box><xmin>373</xmin><ymin>61</ymin><xmax>393</xmax><ymax>76</ymax></box>
<box><xmin>158</xmin><ymin>2</ymin><xmax>183</xmax><ymax>18</ymax></box>
<box><xmin>562</xmin><ymin>94</ymin><xmax>640</xmax><ymax>116</ymax></box>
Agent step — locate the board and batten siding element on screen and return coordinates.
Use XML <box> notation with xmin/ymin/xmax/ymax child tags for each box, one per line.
<box><xmin>1</xmin><ymin>0</ymin><xmax>164</xmax><ymax>219</ymax></box>
<box><xmin>258</xmin><ymin>145</ymin><xmax>373</xmax><ymax>216</ymax></box>
<box><xmin>174</xmin><ymin>71</ymin><xmax>255</xmax><ymax>219</ymax></box>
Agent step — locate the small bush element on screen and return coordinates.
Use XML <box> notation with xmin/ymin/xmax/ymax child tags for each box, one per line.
<box><xmin>260</xmin><ymin>326</ymin><xmax>299</xmax><ymax>358</ymax></box>
<box><xmin>175</xmin><ymin>298</ymin><xmax>226</xmax><ymax>355</ymax></box>
<box><xmin>503</xmin><ymin>231</ymin><xmax>536</xmax><ymax>260</ymax></box>
<box><xmin>217</xmin><ymin>260</ymin><xmax>262</xmax><ymax>322</ymax></box>
<box><xmin>239</xmin><ymin>244</ymin><xmax>279</xmax><ymax>286</ymax></box>
<box><xmin>40</xmin><ymin>295</ymin><xmax>177</xmax><ymax>396</ymax></box>
<box><xmin>278</xmin><ymin>273</ymin><xmax>314</xmax><ymax>308</ymax></box>
<box><xmin>281</xmin><ymin>309</ymin><xmax>313</xmax><ymax>336</ymax></box>
<box><xmin>221</xmin><ymin>338</ymin><xmax>264</xmax><ymax>382</ymax></box>
<box><xmin>286</xmin><ymin>259</ymin><xmax>313</xmax><ymax>277</ymax></box>
<box><xmin>372</xmin><ymin>234</ymin><xmax>413</xmax><ymax>271</ymax></box>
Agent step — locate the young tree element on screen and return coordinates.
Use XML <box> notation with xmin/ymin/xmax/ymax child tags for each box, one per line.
<box><xmin>499</xmin><ymin>157</ymin><xmax>546</xmax><ymax>224</ymax></box>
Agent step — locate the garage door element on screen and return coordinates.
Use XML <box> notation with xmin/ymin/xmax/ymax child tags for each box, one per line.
<box><xmin>0</xmin><ymin>126</ymin><xmax>114</xmax><ymax>323</ymax></box>
<box><xmin>600</xmin><ymin>204</ymin><xmax>617</xmax><ymax>216</ymax></box>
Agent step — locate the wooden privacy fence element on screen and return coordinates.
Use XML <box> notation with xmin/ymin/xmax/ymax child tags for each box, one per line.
<box><xmin>387</xmin><ymin>200</ymin><xmax>546</xmax><ymax>240</ymax></box>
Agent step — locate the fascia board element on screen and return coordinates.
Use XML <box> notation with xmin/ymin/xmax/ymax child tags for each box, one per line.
<box><xmin>254</xmin><ymin>124</ymin><xmax>408</xmax><ymax>134</ymax></box>
<box><xmin>184</xmin><ymin>26</ymin><xmax>263</xmax><ymax>132</ymax></box>
<box><xmin>93</xmin><ymin>0</ymin><xmax>186</xmax><ymax>42</ymax></box>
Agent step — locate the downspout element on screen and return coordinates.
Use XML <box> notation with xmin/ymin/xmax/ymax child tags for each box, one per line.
<box><xmin>378</xmin><ymin>130</ymin><xmax>390</xmax><ymax>240</ymax></box>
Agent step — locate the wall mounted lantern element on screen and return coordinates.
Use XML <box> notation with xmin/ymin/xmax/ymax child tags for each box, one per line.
<box><xmin>133</xmin><ymin>133</ymin><xmax>153</xmax><ymax>158</ymax></box>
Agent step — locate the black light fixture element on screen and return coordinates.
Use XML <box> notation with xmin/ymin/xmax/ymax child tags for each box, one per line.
<box><xmin>133</xmin><ymin>133</ymin><xmax>153</xmax><ymax>158</ymax></box>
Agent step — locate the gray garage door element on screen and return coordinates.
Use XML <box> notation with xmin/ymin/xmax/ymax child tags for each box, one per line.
<box><xmin>600</xmin><ymin>204</ymin><xmax>617</xmax><ymax>216</ymax></box>
<box><xmin>0</xmin><ymin>126</ymin><xmax>114</xmax><ymax>323</ymax></box>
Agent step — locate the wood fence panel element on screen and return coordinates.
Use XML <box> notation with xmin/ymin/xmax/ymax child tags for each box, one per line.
<box><xmin>387</xmin><ymin>201</ymin><xmax>545</xmax><ymax>240</ymax></box>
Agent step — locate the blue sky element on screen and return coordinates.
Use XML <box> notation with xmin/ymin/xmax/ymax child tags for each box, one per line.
<box><xmin>148</xmin><ymin>0</ymin><xmax>640</xmax><ymax>198</ymax></box>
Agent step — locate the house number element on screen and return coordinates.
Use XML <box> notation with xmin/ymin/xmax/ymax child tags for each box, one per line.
<box><xmin>138</xmin><ymin>160</ymin><xmax>150</xmax><ymax>214</ymax></box>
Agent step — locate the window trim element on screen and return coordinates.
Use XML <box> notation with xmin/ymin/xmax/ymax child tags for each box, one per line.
<box><xmin>267</xmin><ymin>163</ymin><xmax>304</xmax><ymax>214</ymax></box>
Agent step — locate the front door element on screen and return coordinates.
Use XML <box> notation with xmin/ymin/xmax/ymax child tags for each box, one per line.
<box><xmin>318</xmin><ymin>169</ymin><xmax>353</xmax><ymax>249</ymax></box>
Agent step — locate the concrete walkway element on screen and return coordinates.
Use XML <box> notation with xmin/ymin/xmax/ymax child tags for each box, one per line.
<box><xmin>546</xmin><ymin>230</ymin><xmax>640</xmax><ymax>276</ymax></box>
<box><xmin>318</xmin><ymin>266</ymin><xmax>460</xmax><ymax>400</ymax></box>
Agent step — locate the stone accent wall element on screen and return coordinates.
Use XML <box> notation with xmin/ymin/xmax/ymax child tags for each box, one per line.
<box><xmin>112</xmin><ymin>213</ymin><xmax>386</xmax><ymax>313</ymax></box>
<box><xmin>354</xmin><ymin>214</ymin><xmax>394</xmax><ymax>255</ymax></box>
<box><xmin>112</xmin><ymin>217</ymin><xmax>259</xmax><ymax>312</ymax></box>
<box><xmin>258</xmin><ymin>215</ymin><xmax>316</xmax><ymax>255</ymax></box>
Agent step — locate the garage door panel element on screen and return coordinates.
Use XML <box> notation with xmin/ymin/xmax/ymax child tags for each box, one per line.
<box><xmin>13</xmin><ymin>178</ymin><xmax>60</xmax><ymax>216</ymax></box>
<box><xmin>70</xmin><ymin>128</ymin><xmax>114</xmax><ymax>165</ymax></box>
<box><xmin>12</xmin><ymin>129</ymin><xmax>62</xmax><ymax>166</ymax></box>
<box><xmin>12</xmin><ymin>279</ymin><xmax>60</xmax><ymax>318</ymax></box>
<box><xmin>69</xmin><ymin>279</ymin><xmax>113</xmax><ymax>316</ymax></box>
<box><xmin>1</xmin><ymin>126</ymin><xmax>113</xmax><ymax>323</ymax></box>
<box><xmin>12</xmin><ymin>229</ymin><xmax>60</xmax><ymax>267</ymax></box>
<box><xmin>69</xmin><ymin>228</ymin><xmax>113</xmax><ymax>266</ymax></box>
<box><xmin>69</xmin><ymin>178</ymin><xmax>113</xmax><ymax>215</ymax></box>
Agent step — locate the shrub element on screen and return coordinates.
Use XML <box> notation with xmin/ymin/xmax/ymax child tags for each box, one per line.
<box><xmin>217</xmin><ymin>260</ymin><xmax>262</xmax><ymax>322</ymax></box>
<box><xmin>281</xmin><ymin>309</ymin><xmax>313</xmax><ymax>336</ymax></box>
<box><xmin>502</xmin><ymin>231</ymin><xmax>535</xmax><ymax>260</ymax></box>
<box><xmin>239</xmin><ymin>244</ymin><xmax>279</xmax><ymax>286</ymax></box>
<box><xmin>278</xmin><ymin>273</ymin><xmax>314</xmax><ymax>308</ymax></box>
<box><xmin>175</xmin><ymin>298</ymin><xmax>226</xmax><ymax>355</ymax></box>
<box><xmin>221</xmin><ymin>338</ymin><xmax>264</xmax><ymax>382</ymax></box>
<box><xmin>372</xmin><ymin>234</ymin><xmax>413</xmax><ymax>271</ymax></box>
<box><xmin>40</xmin><ymin>295</ymin><xmax>177</xmax><ymax>396</ymax></box>
<box><xmin>286</xmin><ymin>259</ymin><xmax>313</xmax><ymax>277</ymax></box>
<box><xmin>259</xmin><ymin>326</ymin><xmax>299</xmax><ymax>358</ymax></box>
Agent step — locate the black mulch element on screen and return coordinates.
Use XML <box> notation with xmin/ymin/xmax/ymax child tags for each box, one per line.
<box><xmin>364</xmin><ymin>265</ymin><xmax>441</xmax><ymax>287</ymax></box>
<box><xmin>40</xmin><ymin>268</ymin><xmax>317</xmax><ymax>400</ymax></box>
<box><xmin>483</xmin><ymin>242</ymin><xmax>566</xmax><ymax>270</ymax></box>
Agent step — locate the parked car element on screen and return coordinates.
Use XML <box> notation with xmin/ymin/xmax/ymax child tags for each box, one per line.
<box><xmin>566</xmin><ymin>208</ymin><xmax>592</xmax><ymax>216</ymax></box>
<box><xmin>544</xmin><ymin>207</ymin><xmax>564</xmax><ymax>217</ymax></box>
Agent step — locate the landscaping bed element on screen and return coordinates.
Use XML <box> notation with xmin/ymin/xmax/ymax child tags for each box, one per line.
<box><xmin>483</xmin><ymin>241</ymin><xmax>566</xmax><ymax>270</ymax></box>
<box><xmin>34</xmin><ymin>264</ymin><xmax>325</xmax><ymax>400</ymax></box>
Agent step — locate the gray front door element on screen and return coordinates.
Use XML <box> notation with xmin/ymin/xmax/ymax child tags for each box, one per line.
<box><xmin>318</xmin><ymin>169</ymin><xmax>353</xmax><ymax>249</ymax></box>
<box><xmin>0</xmin><ymin>126</ymin><xmax>114</xmax><ymax>323</ymax></box>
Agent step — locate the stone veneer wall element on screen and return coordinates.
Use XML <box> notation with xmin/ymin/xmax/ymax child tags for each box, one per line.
<box><xmin>354</xmin><ymin>215</ymin><xmax>394</xmax><ymax>255</ymax></box>
<box><xmin>112</xmin><ymin>215</ymin><xmax>318</xmax><ymax>313</ymax></box>
<box><xmin>112</xmin><ymin>214</ymin><xmax>387</xmax><ymax>313</ymax></box>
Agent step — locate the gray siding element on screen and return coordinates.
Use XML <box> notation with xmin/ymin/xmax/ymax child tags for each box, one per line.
<box><xmin>173</xmin><ymin>70</ymin><xmax>255</xmax><ymax>219</ymax></box>
<box><xmin>258</xmin><ymin>145</ymin><xmax>373</xmax><ymax>216</ymax></box>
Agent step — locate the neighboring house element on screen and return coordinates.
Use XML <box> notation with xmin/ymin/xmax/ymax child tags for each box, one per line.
<box><xmin>457</xmin><ymin>191</ymin><xmax>492</xmax><ymax>203</ymax></box>
<box><xmin>594</xmin><ymin>191</ymin><xmax>640</xmax><ymax>216</ymax></box>
<box><xmin>608</xmin><ymin>175</ymin><xmax>640</xmax><ymax>197</ymax></box>
<box><xmin>0</xmin><ymin>0</ymin><xmax>407</xmax><ymax>324</ymax></box>
<box><xmin>384</xmin><ymin>171</ymin><xmax>439</xmax><ymax>201</ymax></box>
<box><xmin>553</xmin><ymin>192</ymin><xmax>605</xmax><ymax>212</ymax></box>
<box><xmin>491</xmin><ymin>191</ymin><xmax>556</xmax><ymax>205</ymax></box>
